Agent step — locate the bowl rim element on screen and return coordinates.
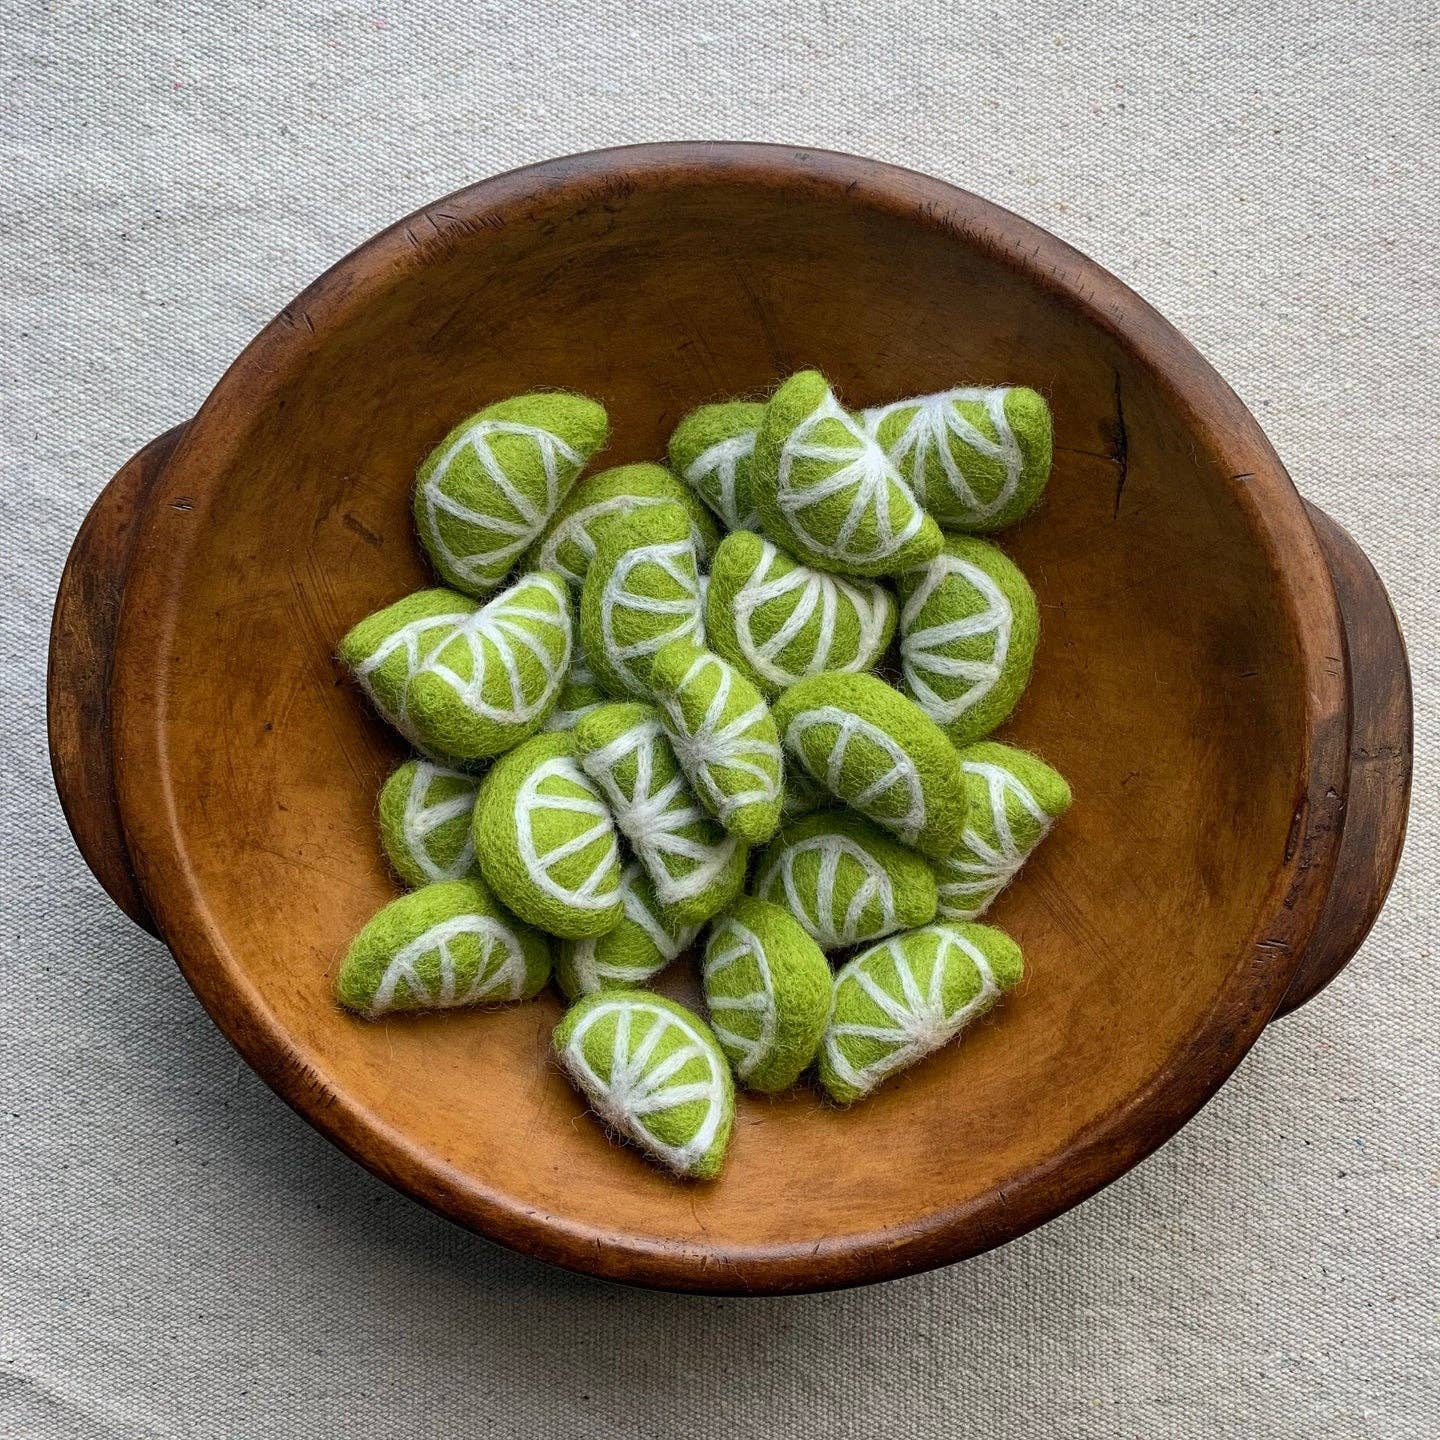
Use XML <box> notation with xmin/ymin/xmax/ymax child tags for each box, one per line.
<box><xmin>109</xmin><ymin>142</ymin><xmax>1351</xmax><ymax>1294</ymax></box>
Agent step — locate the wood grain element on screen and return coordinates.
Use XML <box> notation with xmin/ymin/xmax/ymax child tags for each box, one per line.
<box><xmin>46</xmin><ymin>144</ymin><xmax>1409</xmax><ymax>1293</ymax></box>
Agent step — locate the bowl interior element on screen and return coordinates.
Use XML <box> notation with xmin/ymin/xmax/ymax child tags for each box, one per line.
<box><xmin>117</xmin><ymin>152</ymin><xmax>1319</xmax><ymax>1289</ymax></box>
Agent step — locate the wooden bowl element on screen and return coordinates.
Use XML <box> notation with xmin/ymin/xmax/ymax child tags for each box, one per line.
<box><xmin>48</xmin><ymin>144</ymin><xmax>1412</xmax><ymax>1294</ymax></box>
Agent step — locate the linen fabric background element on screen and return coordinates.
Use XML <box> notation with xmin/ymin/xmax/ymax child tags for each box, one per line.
<box><xmin>3</xmin><ymin>3</ymin><xmax>1436</xmax><ymax>1436</ymax></box>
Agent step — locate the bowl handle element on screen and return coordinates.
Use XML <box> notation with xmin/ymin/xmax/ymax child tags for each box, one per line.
<box><xmin>1273</xmin><ymin>503</ymin><xmax>1413</xmax><ymax>1016</ymax></box>
<box><xmin>47</xmin><ymin>426</ymin><xmax>188</xmax><ymax>938</ymax></box>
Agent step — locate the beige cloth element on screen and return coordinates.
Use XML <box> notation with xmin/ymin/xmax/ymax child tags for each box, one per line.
<box><xmin>3</xmin><ymin>2</ymin><xmax>1436</xmax><ymax>1436</ymax></box>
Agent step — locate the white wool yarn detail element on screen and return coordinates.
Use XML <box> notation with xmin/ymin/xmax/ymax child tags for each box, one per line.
<box><xmin>702</xmin><ymin>915</ymin><xmax>777</xmax><ymax>1081</ymax></box>
<box><xmin>757</xmin><ymin>832</ymin><xmax>899</xmax><ymax>950</ymax></box>
<box><xmin>418</xmin><ymin>418</ymin><xmax>583</xmax><ymax>590</ymax></box>
<box><xmin>860</xmin><ymin>387</ymin><xmax>1024</xmax><ymax>524</ymax></box>
<box><xmin>366</xmin><ymin>912</ymin><xmax>530</xmax><ymax>1017</ymax></box>
<box><xmin>657</xmin><ymin>650</ymin><xmax>780</xmax><ymax>823</ymax></box>
<box><xmin>414</xmin><ymin>574</ymin><xmax>571</xmax><ymax>725</ymax></box>
<box><xmin>685</xmin><ymin>430</ymin><xmax>759</xmax><ymax>531</ymax></box>
<box><xmin>823</xmin><ymin>929</ymin><xmax>999</xmax><ymax>1096</ymax></box>
<box><xmin>559</xmin><ymin>997</ymin><xmax>729</xmax><ymax>1174</ymax></box>
<box><xmin>598</xmin><ymin>537</ymin><xmax>704</xmax><ymax>696</ymax></box>
<box><xmin>399</xmin><ymin>762</ymin><xmax>478</xmax><ymax>884</ymax></box>
<box><xmin>782</xmin><ymin>704</ymin><xmax>928</xmax><ymax>845</ymax></box>
<box><xmin>514</xmin><ymin>755</ymin><xmax>621</xmax><ymax>911</ymax></box>
<box><xmin>729</xmin><ymin>537</ymin><xmax>894</xmax><ymax>689</ymax></box>
<box><xmin>776</xmin><ymin>390</ymin><xmax>922</xmax><ymax>567</ymax></box>
<box><xmin>938</xmin><ymin>760</ymin><xmax>1053</xmax><ymax>919</ymax></box>
<box><xmin>900</xmin><ymin>552</ymin><xmax>1013</xmax><ymax>724</ymax></box>
<box><xmin>578</xmin><ymin>714</ymin><xmax>739</xmax><ymax>908</ymax></box>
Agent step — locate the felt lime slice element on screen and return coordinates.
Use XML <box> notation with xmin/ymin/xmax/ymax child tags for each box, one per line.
<box><xmin>819</xmin><ymin>922</ymin><xmax>1023</xmax><ymax>1103</ymax></box>
<box><xmin>406</xmin><ymin>570</ymin><xmax>572</xmax><ymax>760</ymax></box>
<box><xmin>339</xmin><ymin>588</ymin><xmax>476</xmax><ymax>751</ymax></box>
<box><xmin>414</xmin><ymin>392</ymin><xmax>609</xmax><ymax>596</ymax></box>
<box><xmin>650</xmin><ymin>639</ymin><xmax>783</xmax><ymax>845</ymax></box>
<box><xmin>580</xmin><ymin>501</ymin><xmax>706</xmax><ymax>700</ymax></box>
<box><xmin>755</xmin><ymin>811</ymin><xmax>937</xmax><ymax>952</ymax></box>
<box><xmin>337</xmin><ymin>877</ymin><xmax>551</xmax><ymax>1018</ymax></box>
<box><xmin>668</xmin><ymin>401</ymin><xmax>765</xmax><ymax>532</ymax></box>
<box><xmin>378</xmin><ymin>760</ymin><xmax>482</xmax><ymax>888</ymax></box>
<box><xmin>860</xmin><ymin>386</ymin><xmax>1052</xmax><ymax>532</ymax></box>
<box><xmin>574</xmin><ymin>702</ymin><xmax>745</xmax><ymax>925</ymax></box>
<box><xmin>528</xmin><ymin>462</ymin><xmax>720</xmax><ymax>589</ymax></box>
<box><xmin>933</xmin><ymin>742</ymin><xmax>1072</xmax><ymax>920</ymax></box>
<box><xmin>895</xmin><ymin>535</ymin><xmax>1038</xmax><ymax>746</ymax></box>
<box><xmin>772</xmin><ymin>672</ymin><xmax>973</xmax><ymax>858</ymax></box>
<box><xmin>752</xmin><ymin>370</ymin><xmax>942</xmax><ymax>577</ymax></box>
<box><xmin>554</xmin><ymin>990</ymin><xmax>735</xmax><ymax>1179</ymax></box>
<box><xmin>704</xmin><ymin>530</ymin><xmax>896</xmax><ymax>698</ymax></box>
<box><xmin>702</xmin><ymin>896</ymin><xmax>831</xmax><ymax>1093</ymax></box>
<box><xmin>473</xmin><ymin>732</ymin><xmax>624</xmax><ymax>938</ymax></box>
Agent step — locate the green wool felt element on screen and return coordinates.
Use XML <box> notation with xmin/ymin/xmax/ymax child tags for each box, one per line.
<box><xmin>860</xmin><ymin>386</ymin><xmax>1052</xmax><ymax>532</ymax></box>
<box><xmin>378</xmin><ymin>759</ymin><xmax>484</xmax><ymax>888</ymax></box>
<box><xmin>339</xmin><ymin>587</ymin><xmax>478</xmax><ymax>752</ymax></box>
<box><xmin>704</xmin><ymin>530</ymin><xmax>897</xmax><ymax>698</ymax></box>
<box><xmin>819</xmin><ymin>922</ymin><xmax>1023</xmax><ymax>1103</ymax></box>
<box><xmin>579</xmin><ymin>501</ymin><xmax>705</xmax><ymax>701</ymax></box>
<box><xmin>780</xmin><ymin>764</ymin><xmax>830</xmax><ymax>820</ymax></box>
<box><xmin>933</xmin><ymin>741</ymin><xmax>1072</xmax><ymax>921</ymax></box>
<box><xmin>555</xmin><ymin>862</ymin><xmax>700</xmax><ymax>999</ymax></box>
<box><xmin>667</xmin><ymin>401</ymin><xmax>766</xmax><ymax>533</ymax></box>
<box><xmin>755</xmin><ymin>811</ymin><xmax>937</xmax><ymax>953</ymax></box>
<box><xmin>337</xmin><ymin>877</ymin><xmax>551</xmax><ymax>1019</ymax></box>
<box><xmin>528</xmin><ymin>462</ymin><xmax>720</xmax><ymax>590</ymax></box>
<box><xmin>649</xmin><ymin>638</ymin><xmax>783</xmax><ymax>846</ymax></box>
<box><xmin>554</xmin><ymin>989</ymin><xmax>734</xmax><ymax>1179</ymax></box>
<box><xmin>472</xmin><ymin>731</ymin><xmax>624</xmax><ymax>939</ymax></box>
<box><xmin>414</xmin><ymin>392</ymin><xmax>609</xmax><ymax>597</ymax></box>
<box><xmin>403</xmin><ymin>570</ymin><xmax>572</xmax><ymax>760</ymax></box>
<box><xmin>751</xmin><ymin>371</ymin><xmax>943</xmax><ymax>578</ymax></box>
<box><xmin>574</xmin><ymin>702</ymin><xmax>746</xmax><ymax>927</ymax></box>
<box><xmin>894</xmin><ymin>535</ymin><xmax>1038</xmax><ymax>747</ymax></box>
<box><xmin>772</xmin><ymin>672</ymin><xmax>974</xmax><ymax>859</ymax></box>
<box><xmin>540</xmin><ymin>646</ymin><xmax>607</xmax><ymax>733</ymax></box>
<box><xmin>702</xmin><ymin>896</ymin><xmax>831</xmax><ymax>1093</ymax></box>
